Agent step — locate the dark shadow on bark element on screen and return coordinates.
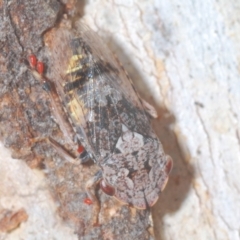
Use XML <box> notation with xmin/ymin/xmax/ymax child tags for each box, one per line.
<box><xmin>106</xmin><ymin>37</ymin><xmax>195</xmax><ymax>240</ymax></box>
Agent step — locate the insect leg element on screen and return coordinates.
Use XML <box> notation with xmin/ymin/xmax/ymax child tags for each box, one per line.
<box><xmin>28</xmin><ymin>56</ymin><xmax>91</xmax><ymax>164</ymax></box>
<box><xmin>160</xmin><ymin>155</ymin><xmax>173</xmax><ymax>191</ymax></box>
<box><xmin>85</xmin><ymin>171</ymin><xmax>102</xmax><ymax>226</ymax></box>
<box><xmin>48</xmin><ymin>137</ymin><xmax>80</xmax><ymax>165</ymax></box>
<box><xmin>141</xmin><ymin>99</ymin><xmax>158</xmax><ymax>119</ymax></box>
<box><xmin>27</xmin><ymin>59</ymin><xmax>75</xmax><ymax>145</ymax></box>
<box><xmin>73</xmin><ymin>135</ymin><xmax>92</xmax><ymax>164</ymax></box>
<box><xmin>78</xmin><ymin>149</ymin><xmax>91</xmax><ymax>163</ymax></box>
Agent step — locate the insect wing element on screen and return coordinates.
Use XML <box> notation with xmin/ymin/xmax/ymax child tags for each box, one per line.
<box><xmin>49</xmin><ymin>26</ymin><xmax>150</xmax><ymax>159</ymax></box>
<box><xmin>49</xmin><ymin>25</ymin><xmax>172</xmax><ymax>208</ymax></box>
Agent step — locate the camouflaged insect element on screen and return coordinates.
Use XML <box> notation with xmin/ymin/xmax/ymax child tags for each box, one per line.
<box><xmin>39</xmin><ymin>23</ymin><xmax>173</xmax><ymax>209</ymax></box>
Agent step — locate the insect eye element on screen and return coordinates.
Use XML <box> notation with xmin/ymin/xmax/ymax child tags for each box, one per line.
<box><xmin>164</xmin><ymin>155</ymin><xmax>173</xmax><ymax>175</ymax></box>
<box><xmin>100</xmin><ymin>179</ymin><xmax>115</xmax><ymax>196</ymax></box>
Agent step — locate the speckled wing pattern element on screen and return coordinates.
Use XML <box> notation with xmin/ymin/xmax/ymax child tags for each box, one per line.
<box><xmin>50</xmin><ymin>25</ymin><xmax>172</xmax><ymax>209</ymax></box>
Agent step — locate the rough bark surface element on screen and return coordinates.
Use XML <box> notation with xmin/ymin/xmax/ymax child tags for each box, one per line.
<box><xmin>0</xmin><ymin>0</ymin><xmax>239</xmax><ymax>240</ymax></box>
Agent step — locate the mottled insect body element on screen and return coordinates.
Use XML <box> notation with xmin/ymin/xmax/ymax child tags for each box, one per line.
<box><xmin>31</xmin><ymin>23</ymin><xmax>173</xmax><ymax>209</ymax></box>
